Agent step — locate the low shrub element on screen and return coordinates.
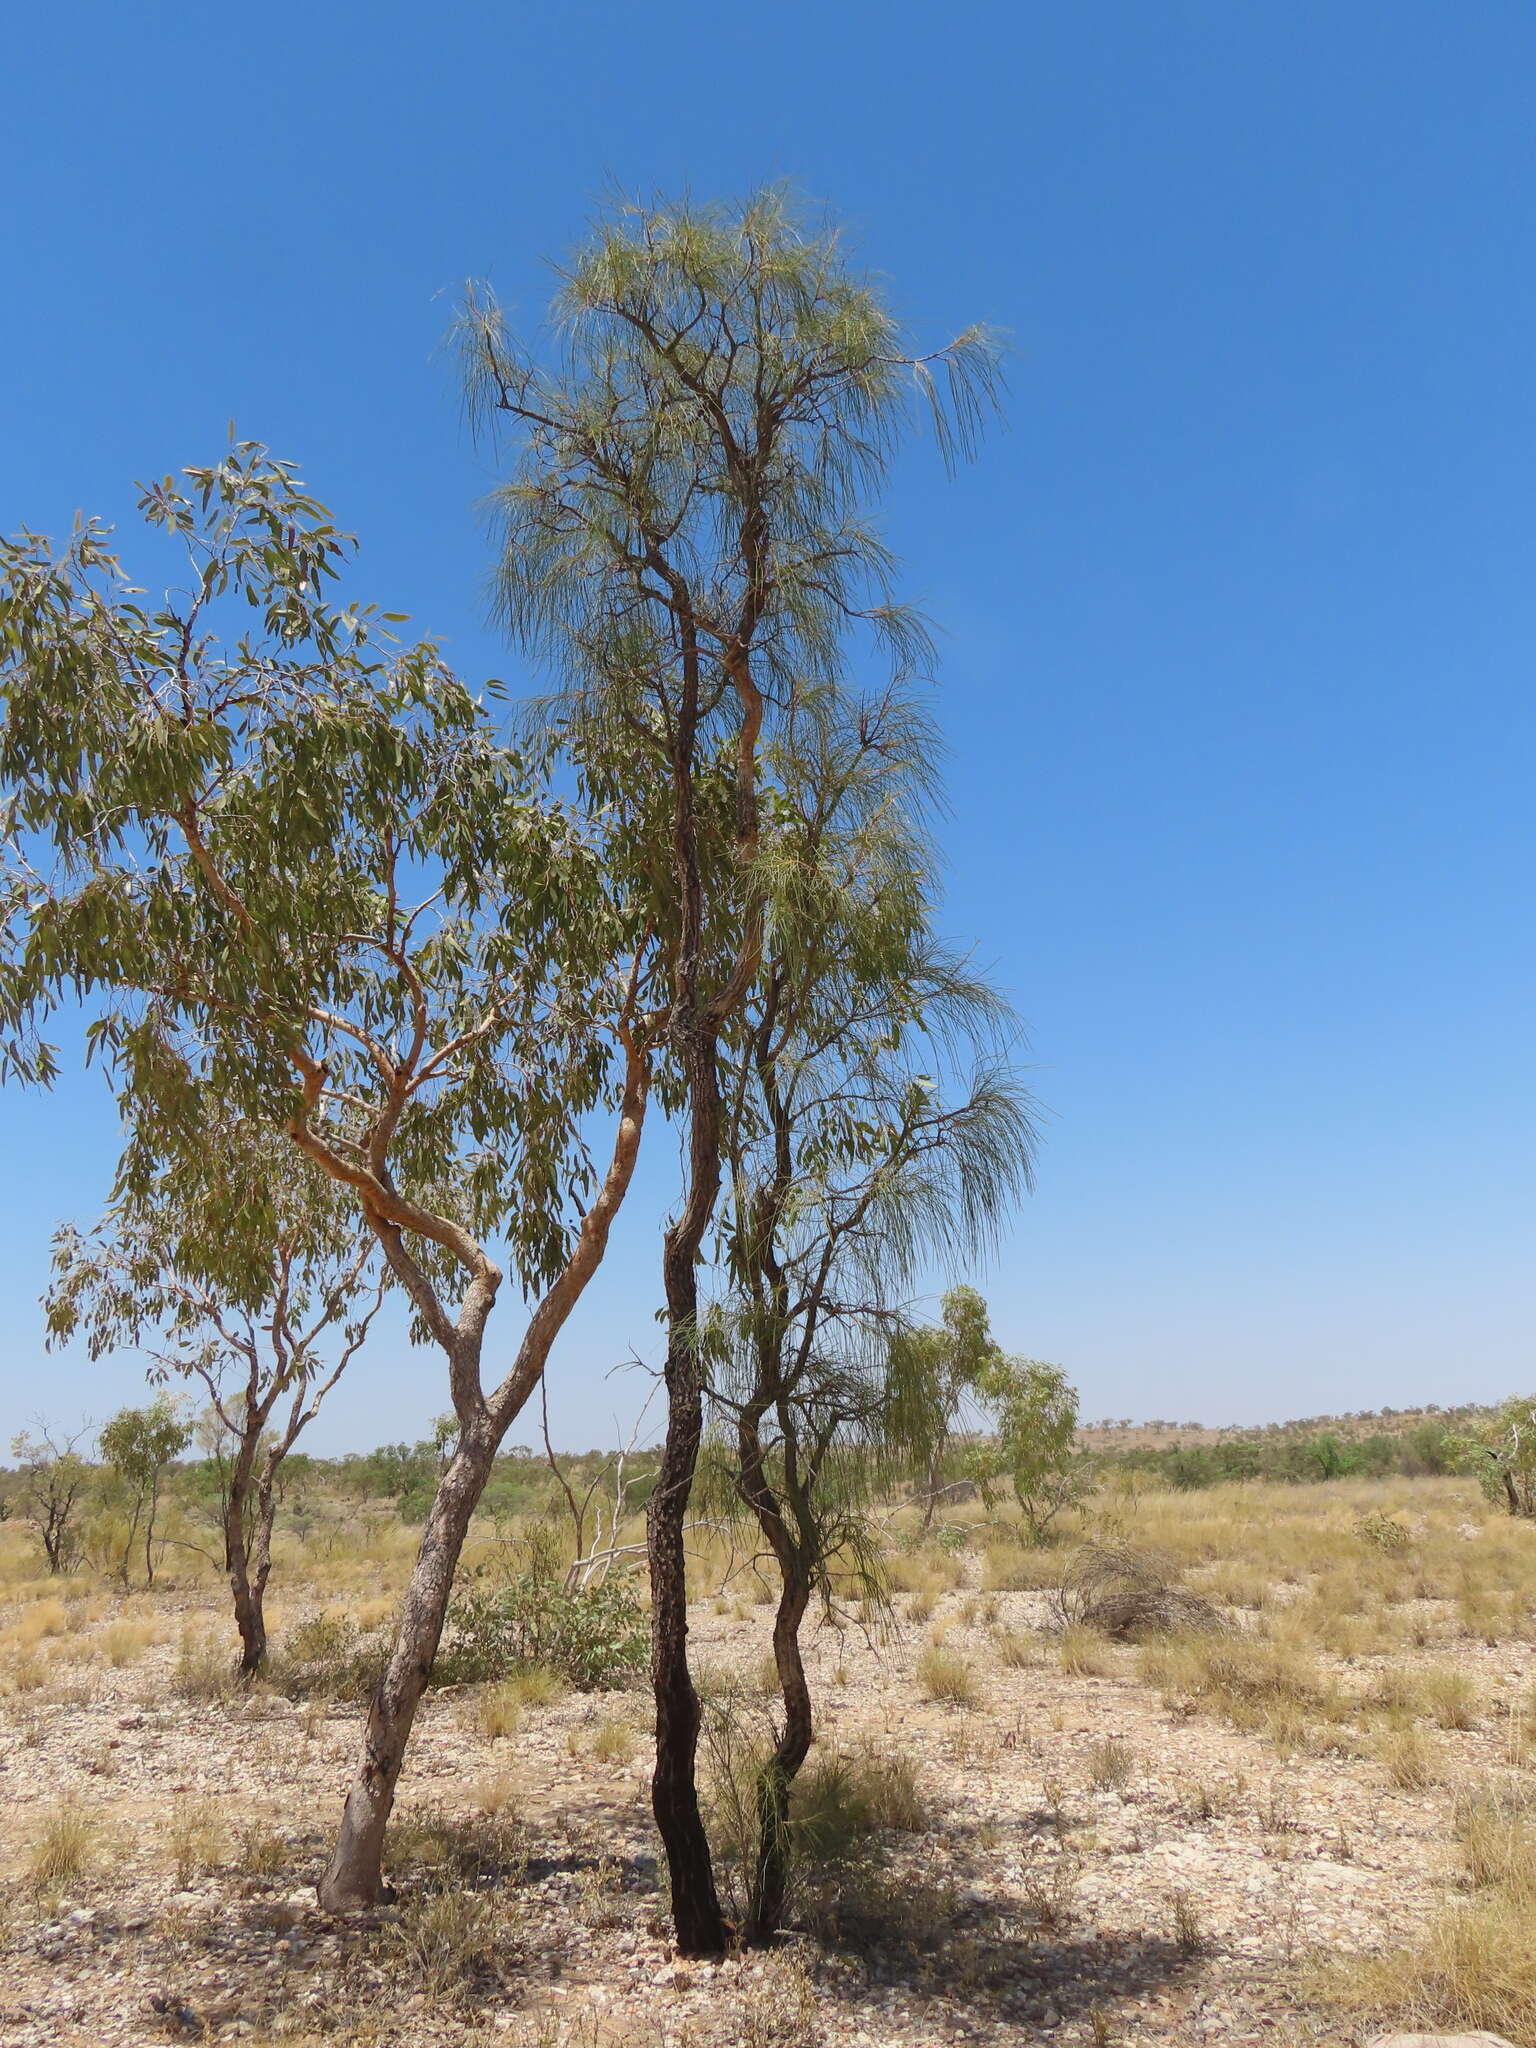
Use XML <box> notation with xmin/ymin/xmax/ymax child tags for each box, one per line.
<box><xmin>166</xmin><ymin>1794</ymin><xmax>223</xmax><ymax>1885</ymax></box>
<box><xmin>173</xmin><ymin>1631</ymin><xmax>240</xmax><ymax>1703</ymax></box>
<box><xmin>982</xmin><ymin>1544</ymin><xmax>1060</xmax><ymax>1592</ymax></box>
<box><xmin>1377</xmin><ymin>1723</ymin><xmax>1439</xmax><ymax>1790</ymax></box>
<box><xmin>1357</xmin><ymin>1509</ymin><xmax>1411</xmax><ymax>1553</ymax></box>
<box><xmin>587</xmin><ymin>1714</ymin><xmax>636</xmax><ymax>1764</ymax></box>
<box><xmin>270</xmin><ymin>1614</ymin><xmax>387</xmax><ymax>1701</ymax></box>
<box><xmin>1322</xmin><ymin>1886</ymin><xmax>1536</xmax><ymax>2041</ymax></box>
<box><xmin>1087</xmin><ymin>1735</ymin><xmax>1134</xmax><ymax>1791</ymax></box>
<box><xmin>439</xmin><ymin>1574</ymin><xmax>646</xmax><ymax>1691</ymax></box>
<box><xmin>1058</xmin><ymin>1624</ymin><xmax>1117</xmax><ymax>1677</ymax></box>
<box><xmin>1139</xmin><ymin>1630</ymin><xmax>1336</xmax><ymax>1728</ymax></box>
<box><xmin>993</xmin><ymin>1626</ymin><xmax>1039</xmax><ymax>1668</ymax></box>
<box><xmin>1457</xmin><ymin>1788</ymin><xmax>1536</xmax><ymax>1893</ymax></box>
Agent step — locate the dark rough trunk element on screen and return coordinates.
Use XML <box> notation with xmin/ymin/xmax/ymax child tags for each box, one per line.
<box><xmin>317</xmin><ymin>1421</ymin><xmax>496</xmax><ymax>1912</ymax></box>
<box><xmin>230</xmin><ymin>1569</ymin><xmax>266</xmax><ymax>1676</ymax></box>
<box><xmin>228</xmin><ymin>1534</ymin><xmax>266</xmax><ymax>1677</ymax></box>
<box><xmin>746</xmin><ymin>1570</ymin><xmax>813</xmax><ymax>1943</ymax></box>
<box><xmin>649</xmin><ymin>1237</ymin><xmax>729</xmax><ymax>1951</ymax></box>
<box><xmin>648</xmin><ymin>1021</ymin><xmax>729</xmax><ymax>1957</ymax></box>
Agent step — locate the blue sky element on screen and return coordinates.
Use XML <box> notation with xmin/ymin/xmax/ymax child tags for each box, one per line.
<box><xmin>2</xmin><ymin>1</ymin><xmax>1532</xmax><ymax>1450</ymax></box>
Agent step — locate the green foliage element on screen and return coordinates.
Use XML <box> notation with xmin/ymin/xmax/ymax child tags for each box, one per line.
<box><xmin>1098</xmin><ymin>1419</ymin><xmax>1472</xmax><ymax>1492</ymax></box>
<box><xmin>460</xmin><ymin>195</ymin><xmax>1014</xmax><ymax>1949</ymax></box>
<box><xmin>99</xmin><ymin>1397</ymin><xmax>191</xmax><ymax>1492</ymax></box>
<box><xmin>981</xmin><ymin>1353</ymin><xmax>1094</xmax><ymax>1543</ymax></box>
<box><xmin>700</xmin><ymin>698</ymin><xmax>1034</xmax><ymax>1614</ymax></box>
<box><xmin>0</xmin><ymin>438</ymin><xmax>660</xmax><ymax>1337</ymax></box>
<box><xmin>98</xmin><ymin>1395</ymin><xmax>192</xmax><ymax>1587</ymax></box>
<box><xmin>440</xmin><ymin>1575</ymin><xmax>647</xmax><ymax>1691</ymax></box>
<box><xmin>44</xmin><ymin>1128</ymin><xmax>384</xmax><ymax>1585</ymax></box>
<box><xmin>460</xmin><ymin>190</ymin><xmax>1003</xmax><ymax>730</ymax></box>
<box><xmin>887</xmin><ymin>1287</ymin><xmax>1007</xmax><ymax>1505</ymax></box>
<box><xmin>1404</xmin><ymin>1418</ymin><xmax>1454</xmax><ymax>1475</ymax></box>
<box><xmin>1447</xmin><ymin>1396</ymin><xmax>1536</xmax><ymax>1518</ymax></box>
<box><xmin>1357</xmin><ymin>1509</ymin><xmax>1412</xmax><ymax>1553</ymax></box>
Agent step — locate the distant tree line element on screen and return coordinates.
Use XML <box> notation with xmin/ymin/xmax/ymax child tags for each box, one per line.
<box><xmin>1089</xmin><ymin>1408</ymin><xmax>1498</xmax><ymax>1491</ymax></box>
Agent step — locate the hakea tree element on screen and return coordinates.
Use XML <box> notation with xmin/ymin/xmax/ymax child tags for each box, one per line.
<box><xmin>0</xmin><ymin>443</ymin><xmax>664</xmax><ymax>1909</ymax></box>
<box><xmin>458</xmin><ymin>187</ymin><xmax>1002</xmax><ymax>1954</ymax></box>
<box><xmin>46</xmin><ymin>1127</ymin><xmax>386</xmax><ymax>1675</ymax></box>
<box><xmin>704</xmin><ymin>690</ymin><xmax>1035</xmax><ymax>1940</ymax></box>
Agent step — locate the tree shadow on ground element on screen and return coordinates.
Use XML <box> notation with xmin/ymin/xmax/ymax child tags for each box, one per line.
<box><xmin>807</xmin><ymin>1880</ymin><xmax>1200</xmax><ymax>2031</ymax></box>
<box><xmin>795</xmin><ymin>1802</ymin><xmax>1206</xmax><ymax>2033</ymax></box>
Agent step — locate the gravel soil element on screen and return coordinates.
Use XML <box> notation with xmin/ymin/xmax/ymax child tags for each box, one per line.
<box><xmin>1</xmin><ymin>1578</ymin><xmax>1521</xmax><ymax>2048</ymax></box>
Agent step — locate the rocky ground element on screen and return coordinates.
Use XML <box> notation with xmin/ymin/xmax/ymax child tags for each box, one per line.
<box><xmin>0</xmin><ymin>1577</ymin><xmax>1523</xmax><ymax>2048</ymax></box>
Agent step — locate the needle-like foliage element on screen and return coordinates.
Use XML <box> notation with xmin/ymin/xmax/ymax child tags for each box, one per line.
<box><xmin>706</xmin><ymin>687</ymin><xmax>1035</xmax><ymax>1940</ymax></box>
<box><xmin>458</xmin><ymin>189</ymin><xmax>1006</xmax><ymax>1955</ymax></box>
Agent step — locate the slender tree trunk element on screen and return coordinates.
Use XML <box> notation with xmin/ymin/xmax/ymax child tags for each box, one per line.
<box><xmin>920</xmin><ymin>1451</ymin><xmax>942</xmax><ymax>1532</ymax></box>
<box><xmin>120</xmin><ymin>1497</ymin><xmax>143</xmax><ymax>1591</ymax></box>
<box><xmin>227</xmin><ymin>1518</ymin><xmax>264</xmax><ymax>1677</ymax></box>
<box><xmin>248</xmin><ymin>1482</ymin><xmax>276</xmax><ymax>1667</ymax></box>
<box><xmin>313</xmin><ymin>1052</ymin><xmax>646</xmax><ymax>1914</ymax></box>
<box><xmin>317</xmin><ymin>1418</ymin><xmax>496</xmax><ymax>1911</ymax></box>
<box><xmin>144</xmin><ymin>1476</ymin><xmax>160</xmax><ymax>1589</ymax></box>
<box><xmin>227</xmin><ymin>1475</ymin><xmax>278</xmax><ymax>1678</ymax></box>
<box><xmin>224</xmin><ymin>1432</ymin><xmax>266</xmax><ymax>1676</ymax></box>
<box><xmin>746</xmin><ymin>1569</ymin><xmax>813</xmax><ymax>1943</ymax></box>
<box><xmin>648</xmin><ymin>1022</ymin><xmax>730</xmax><ymax>1957</ymax></box>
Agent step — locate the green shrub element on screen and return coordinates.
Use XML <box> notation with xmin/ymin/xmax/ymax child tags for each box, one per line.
<box><xmin>1358</xmin><ymin>1510</ymin><xmax>1411</xmax><ymax>1554</ymax></box>
<box><xmin>439</xmin><ymin>1575</ymin><xmax>646</xmax><ymax>1691</ymax></box>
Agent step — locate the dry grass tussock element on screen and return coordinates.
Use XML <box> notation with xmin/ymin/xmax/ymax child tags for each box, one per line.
<box><xmin>27</xmin><ymin>1799</ymin><xmax>93</xmax><ymax>1892</ymax></box>
<box><xmin>1323</xmin><ymin>1783</ymin><xmax>1536</xmax><ymax>2042</ymax></box>
<box><xmin>915</xmin><ymin>1642</ymin><xmax>983</xmax><ymax>1708</ymax></box>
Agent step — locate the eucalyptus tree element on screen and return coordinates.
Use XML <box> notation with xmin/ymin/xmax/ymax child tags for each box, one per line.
<box><xmin>0</xmin><ymin>443</ymin><xmax>664</xmax><ymax>1909</ymax></box>
<box><xmin>887</xmin><ymin>1284</ymin><xmax>1004</xmax><ymax>1527</ymax></box>
<box><xmin>46</xmin><ymin>1130</ymin><xmax>386</xmax><ymax>1674</ymax></box>
<box><xmin>1448</xmin><ymin>1395</ymin><xmax>1536</xmax><ymax>1518</ymax></box>
<box><xmin>980</xmin><ymin>1351</ymin><xmax>1093</xmax><ymax>1542</ymax></box>
<box><xmin>707</xmin><ymin>690</ymin><xmax>1034</xmax><ymax>1940</ymax></box>
<box><xmin>458</xmin><ymin>188</ymin><xmax>1001</xmax><ymax>1954</ymax></box>
<box><xmin>98</xmin><ymin>1396</ymin><xmax>192</xmax><ymax>1588</ymax></box>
